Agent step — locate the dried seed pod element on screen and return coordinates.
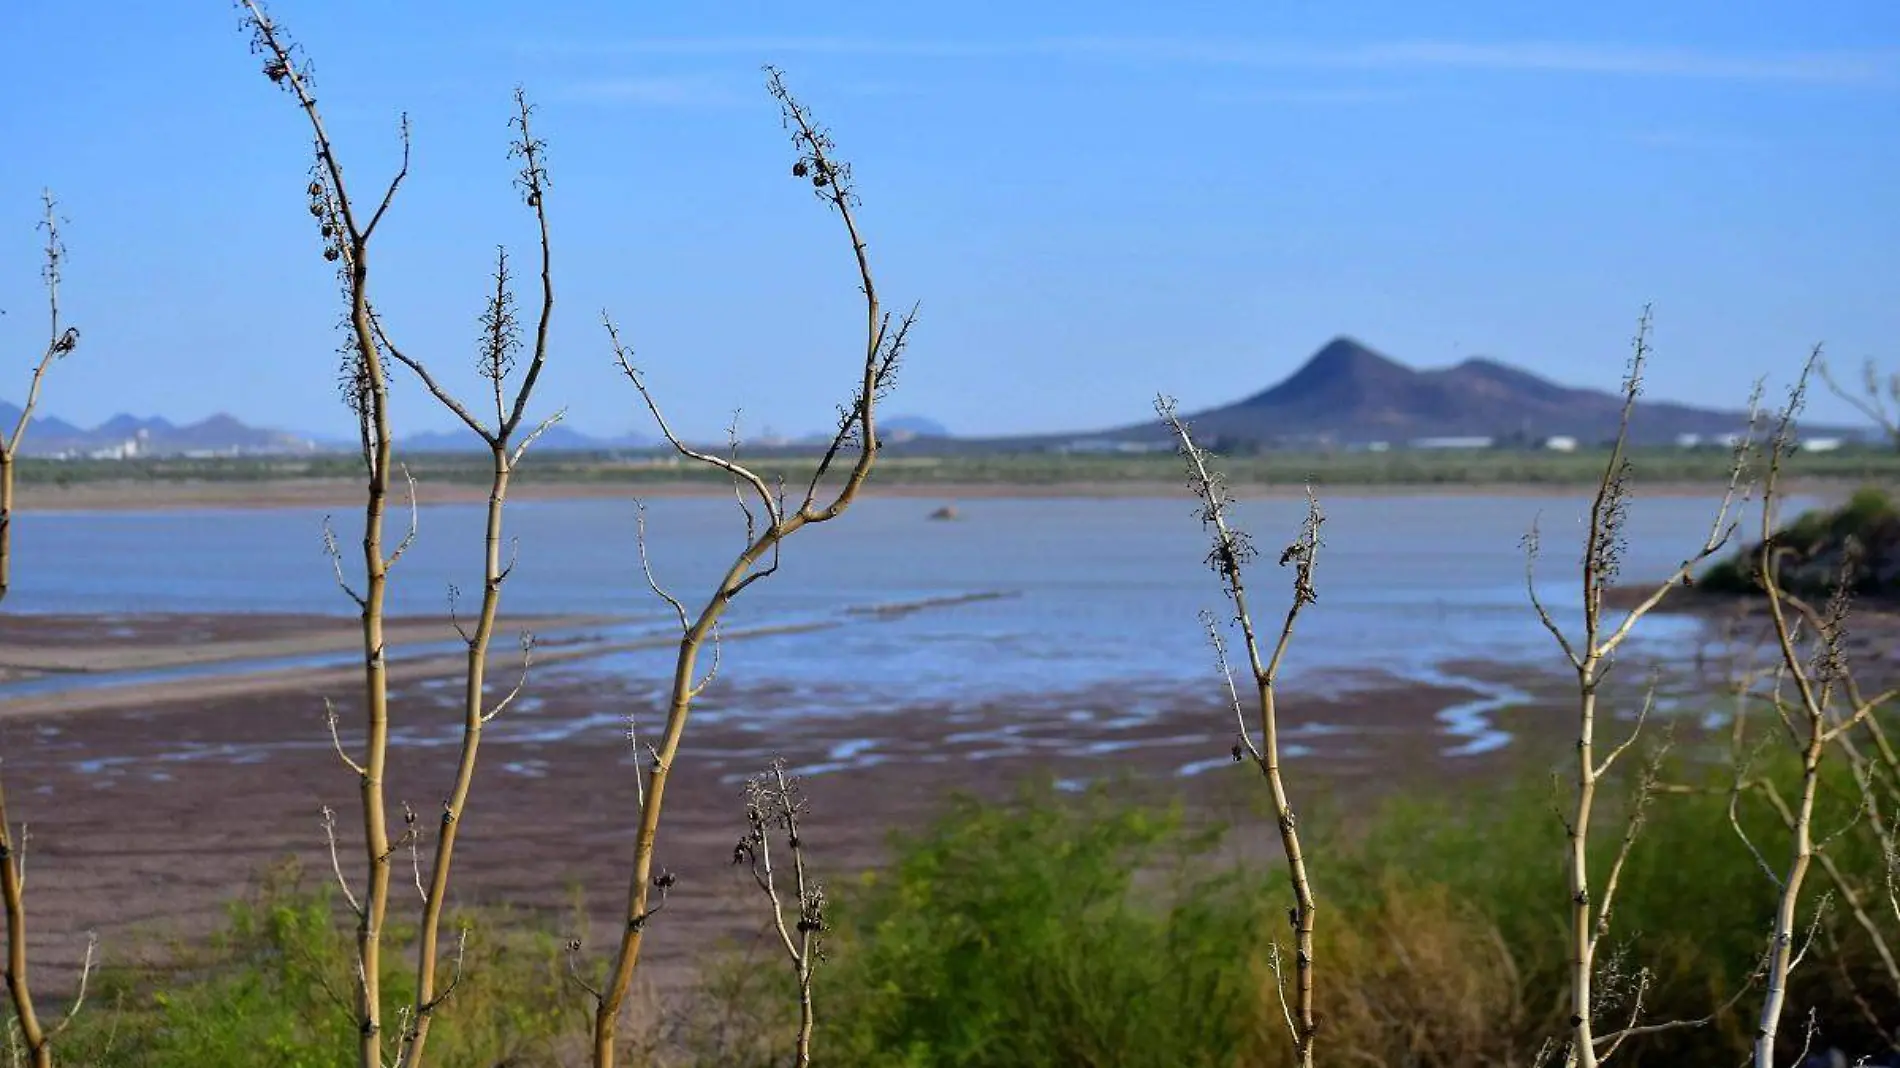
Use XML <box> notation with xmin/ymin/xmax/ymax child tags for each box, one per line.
<box><xmin>792</xmin><ymin>159</ymin><xmax>809</xmax><ymax>178</ymax></box>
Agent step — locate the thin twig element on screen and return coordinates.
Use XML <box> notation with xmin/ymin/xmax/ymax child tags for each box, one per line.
<box><xmin>320</xmin><ymin>806</ymin><xmax>365</xmax><ymax>918</ymax></box>
<box><xmin>323</xmin><ymin>699</ymin><xmax>367</xmax><ymax>778</ymax></box>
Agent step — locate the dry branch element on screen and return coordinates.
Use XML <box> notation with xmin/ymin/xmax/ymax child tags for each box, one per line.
<box><xmin>1736</xmin><ymin>351</ymin><xmax>1900</xmax><ymax>1065</ymax></box>
<box><xmin>1818</xmin><ymin>355</ymin><xmax>1899</xmax><ymax>453</ymax></box>
<box><xmin>240</xmin><ymin>7</ymin><xmax>562</xmax><ymax>1065</ymax></box>
<box><xmin>577</xmin><ymin>67</ymin><xmax>907</xmax><ymax>1068</ymax></box>
<box><xmin>1160</xmin><ymin>397</ymin><xmax>1323</xmax><ymax>1068</ymax></box>
<box><xmin>238</xmin><ymin>5</ymin><xmax>404</xmax><ymax>1057</ymax></box>
<box><xmin>734</xmin><ymin>760</ymin><xmax>826</xmax><ymax>1067</ymax></box>
<box><xmin>0</xmin><ymin>191</ymin><xmax>83</xmax><ymax>1068</ymax></box>
<box><xmin>390</xmin><ymin>88</ymin><xmax>559</xmax><ymax>1068</ymax></box>
<box><xmin>1522</xmin><ymin>308</ymin><xmax>1754</xmax><ymax>1068</ymax></box>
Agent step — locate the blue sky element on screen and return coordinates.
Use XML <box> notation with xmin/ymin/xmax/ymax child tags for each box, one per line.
<box><xmin>1</xmin><ymin>2</ymin><xmax>1896</xmax><ymax>440</ymax></box>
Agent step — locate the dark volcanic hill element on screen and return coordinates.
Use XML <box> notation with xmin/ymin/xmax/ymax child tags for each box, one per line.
<box><xmin>1099</xmin><ymin>337</ymin><xmax>1783</xmax><ymax>449</ymax></box>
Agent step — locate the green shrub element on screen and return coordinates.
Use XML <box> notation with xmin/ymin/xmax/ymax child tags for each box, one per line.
<box><xmin>814</xmin><ymin>779</ymin><xmax>1257</xmax><ymax>1068</ymax></box>
<box><xmin>58</xmin><ymin>860</ymin><xmax>588</xmax><ymax>1067</ymax></box>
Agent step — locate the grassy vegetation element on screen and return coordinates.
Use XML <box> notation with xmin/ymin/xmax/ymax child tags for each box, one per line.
<box><xmin>43</xmin><ymin>761</ymin><xmax>1898</xmax><ymax>1067</ymax></box>
<box><xmin>49</xmin><ymin>862</ymin><xmax>589</xmax><ymax>1067</ymax></box>
<box><xmin>15</xmin><ymin>446</ymin><xmax>1900</xmax><ymax>491</ymax></box>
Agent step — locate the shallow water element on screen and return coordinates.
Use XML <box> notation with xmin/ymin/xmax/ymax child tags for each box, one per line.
<box><xmin>6</xmin><ymin>491</ymin><xmax>1791</xmax><ymax>713</ymax></box>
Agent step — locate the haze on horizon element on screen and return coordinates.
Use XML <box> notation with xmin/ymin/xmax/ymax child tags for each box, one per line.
<box><xmin>1</xmin><ymin>1</ymin><xmax>1895</xmax><ymax>443</ymax></box>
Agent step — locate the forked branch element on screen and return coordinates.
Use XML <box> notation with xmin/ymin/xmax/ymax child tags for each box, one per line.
<box><xmin>394</xmin><ymin>85</ymin><xmax>561</xmax><ymax>1068</ymax></box>
<box><xmin>1160</xmin><ymin>396</ymin><xmax>1323</xmax><ymax>1068</ymax></box>
<box><xmin>1737</xmin><ymin>350</ymin><xmax>1900</xmax><ymax>1068</ymax></box>
<box><xmin>240</xmin><ymin>4</ymin><xmax>403</xmax><ymax>1061</ymax></box>
<box><xmin>582</xmin><ymin>69</ymin><xmax>906</xmax><ymax>1068</ymax></box>
<box><xmin>1818</xmin><ymin>355</ymin><xmax>1899</xmax><ymax>453</ymax></box>
<box><xmin>1524</xmin><ymin>308</ymin><xmax>1756</xmax><ymax>1068</ymax></box>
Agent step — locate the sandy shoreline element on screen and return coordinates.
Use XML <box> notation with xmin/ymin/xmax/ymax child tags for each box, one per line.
<box><xmin>10</xmin><ymin>475</ymin><xmax>1864</xmax><ymax>512</ymax></box>
<box><xmin>0</xmin><ymin>612</ymin><xmax>623</xmax><ymax>717</ymax></box>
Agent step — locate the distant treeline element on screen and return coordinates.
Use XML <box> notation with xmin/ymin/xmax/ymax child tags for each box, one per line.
<box><xmin>14</xmin><ymin>445</ymin><xmax>1900</xmax><ymax>490</ymax></box>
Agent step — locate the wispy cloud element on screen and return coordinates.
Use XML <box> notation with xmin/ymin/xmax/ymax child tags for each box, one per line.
<box><xmin>1304</xmin><ymin>40</ymin><xmax>1896</xmax><ymax>84</ymax></box>
<box><xmin>1195</xmin><ymin>86</ymin><xmax>1420</xmax><ymax>107</ymax></box>
<box><xmin>546</xmin><ymin>75</ymin><xmax>747</xmax><ymax>108</ymax></box>
<box><xmin>1625</xmin><ymin>129</ymin><xmax>1772</xmax><ymax>152</ymax></box>
<box><xmin>524</xmin><ymin>36</ymin><xmax>1899</xmax><ymax>87</ymax></box>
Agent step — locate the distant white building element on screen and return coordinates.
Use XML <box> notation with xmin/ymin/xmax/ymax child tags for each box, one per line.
<box><xmin>1410</xmin><ymin>436</ymin><xmax>1494</xmax><ymax>450</ymax></box>
<box><xmin>1676</xmin><ymin>433</ymin><xmax>1704</xmax><ymax>449</ymax></box>
<box><xmin>1056</xmin><ymin>439</ymin><xmax>1169</xmax><ymax>455</ymax></box>
<box><xmin>87</xmin><ymin>428</ymin><xmax>150</xmax><ymax>461</ymax></box>
<box><xmin>1800</xmin><ymin>437</ymin><xmax>1845</xmax><ymax>453</ymax></box>
<box><xmin>1543</xmin><ymin>436</ymin><xmax>1579</xmax><ymax>453</ymax></box>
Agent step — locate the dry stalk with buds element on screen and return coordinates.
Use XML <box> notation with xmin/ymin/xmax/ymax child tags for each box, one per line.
<box><xmin>572</xmin><ymin>67</ymin><xmax>910</xmax><ymax>1068</ymax></box>
<box><xmin>239</xmin><ymin>7</ymin><xmax>405</xmax><ymax>1057</ymax></box>
<box><xmin>734</xmin><ymin>759</ymin><xmax>827</xmax><ymax>1067</ymax></box>
<box><xmin>1523</xmin><ymin>308</ymin><xmax>1755</xmax><ymax>1068</ymax></box>
<box><xmin>1159</xmin><ymin>396</ymin><xmax>1324</xmax><ymax>1068</ymax></box>
<box><xmin>1732</xmin><ymin>355</ymin><xmax>1900</xmax><ymax>1066</ymax></box>
<box><xmin>239</xmin><ymin>5</ymin><xmax>560</xmax><ymax>1065</ymax></box>
<box><xmin>0</xmin><ymin>193</ymin><xmax>94</xmax><ymax>1068</ymax></box>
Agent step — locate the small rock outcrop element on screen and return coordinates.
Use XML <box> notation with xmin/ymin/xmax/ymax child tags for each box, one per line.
<box><xmin>1700</xmin><ymin>487</ymin><xmax>1900</xmax><ymax>600</ymax></box>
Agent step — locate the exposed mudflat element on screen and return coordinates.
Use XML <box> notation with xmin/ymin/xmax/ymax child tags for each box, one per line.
<box><xmin>0</xmin><ymin>610</ymin><xmax>1581</xmax><ymax>992</ymax></box>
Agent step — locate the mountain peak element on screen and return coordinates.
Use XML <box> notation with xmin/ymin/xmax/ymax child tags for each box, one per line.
<box><xmin>1448</xmin><ymin>355</ymin><xmax>1513</xmax><ymax>375</ymax></box>
<box><xmin>1122</xmin><ymin>335</ymin><xmax>1773</xmax><ymax>448</ymax></box>
<box><xmin>1306</xmin><ymin>336</ymin><xmax>1399</xmax><ymax>373</ymax></box>
<box><xmin>1236</xmin><ymin>336</ymin><xmax>1412</xmax><ymax>409</ymax></box>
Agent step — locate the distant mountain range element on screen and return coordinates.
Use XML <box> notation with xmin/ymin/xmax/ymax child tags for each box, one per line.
<box><xmin>1044</xmin><ymin>336</ymin><xmax>1844</xmax><ymax>450</ymax></box>
<box><xmin>0</xmin><ymin>338</ymin><xmax>1860</xmax><ymax>458</ymax></box>
<box><xmin>0</xmin><ymin>404</ymin><xmax>950</xmax><ymax>458</ymax></box>
<box><xmin>397</xmin><ymin>414</ymin><xmax>951</xmax><ymax>452</ymax></box>
<box><xmin>0</xmin><ymin>402</ymin><xmax>324</xmax><ymax>458</ymax></box>
<box><xmin>0</xmin><ymin>400</ymin><xmax>668</xmax><ymax>458</ymax></box>
<box><xmin>398</xmin><ymin>425</ymin><xmax>653</xmax><ymax>453</ymax></box>
<box><xmin>881</xmin><ymin>415</ymin><xmax>951</xmax><ymax>440</ymax></box>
